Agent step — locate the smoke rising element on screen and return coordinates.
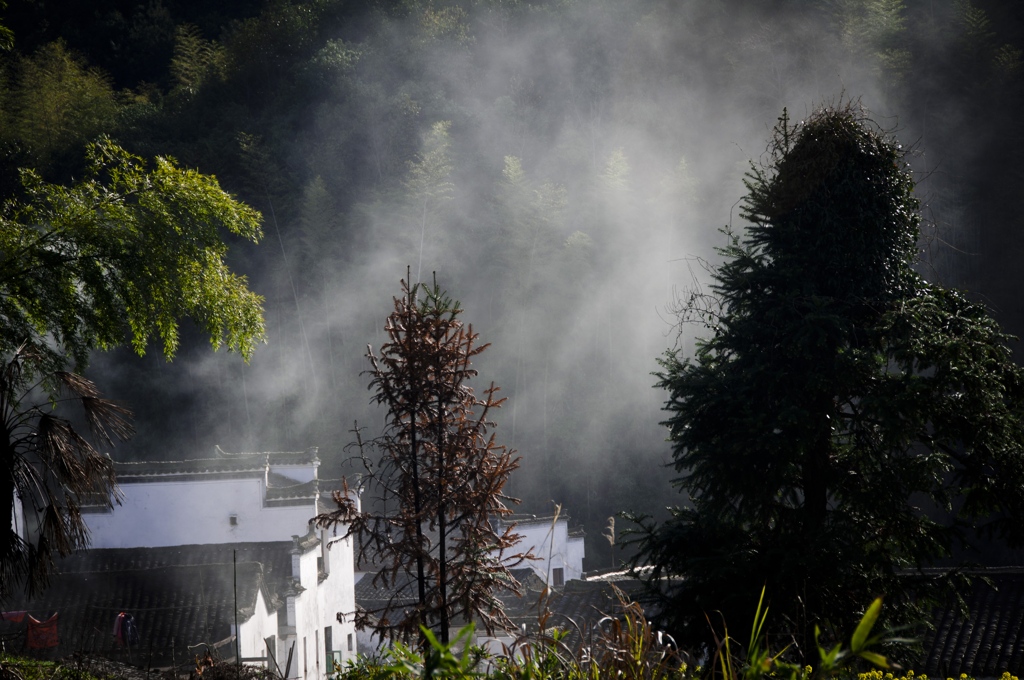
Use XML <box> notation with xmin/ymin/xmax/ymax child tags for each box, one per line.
<box><xmin>86</xmin><ymin>0</ymin><xmax>992</xmax><ymax>568</ymax></box>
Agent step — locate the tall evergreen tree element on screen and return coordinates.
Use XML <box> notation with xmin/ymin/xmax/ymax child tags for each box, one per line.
<box><xmin>631</xmin><ymin>104</ymin><xmax>1024</xmax><ymax>660</ymax></box>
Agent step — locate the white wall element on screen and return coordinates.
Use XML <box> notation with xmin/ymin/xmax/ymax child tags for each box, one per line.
<box><xmin>318</xmin><ymin>533</ymin><xmax>358</xmax><ymax>668</ymax></box>
<box><xmin>566</xmin><ymin>535</ymin><xmax>585</xmax><ymax>582</ymax></box>
<box><xmin>86</xmin><ymin>477</ymin><xmax>316</xmax><ymax>548</ymax></box>
<box><xmin>505</xmin><ymin>518</ymin><xmax>584</xmax><ymax>585</ymax></box>
<box><xmin>300</xmin><ymin>549</ymin><xmax>320</xmax><ymax>679</ymax></box>
<box><xmin>80</xmin><ymin>453</ymin><xmax>359</xmax><ymax>680</ymax></box>
<box><xmin>290</xmin><ymin>531</ymin><xmax>359</xmax><ymax>679</ymax></box>
<box><xmin>236</xmin><ymin>589</ymin><xmax>279</xmax><ymax>668</ymax></box>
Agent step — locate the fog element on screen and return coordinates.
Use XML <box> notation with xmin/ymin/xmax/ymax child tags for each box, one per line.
<box><xmin>88</xmin><ymin>0</ymin><xmax>988</xmax><ymax>568</ymax></box>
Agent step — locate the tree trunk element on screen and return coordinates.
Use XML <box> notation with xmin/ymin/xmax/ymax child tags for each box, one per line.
<box><xmin>436</xmin><ymin>393</ymin><xmax>449</xmax><ymax>644</ymax></box>
<box><xmin>0</xmin><ymin>428</ymin><xmax>15</xmax><ymax>565</ymax></box>
<box><xmin>409</xmin><ymin>420</ymin><xmax>429</xmax><ymax>648</ymax></box>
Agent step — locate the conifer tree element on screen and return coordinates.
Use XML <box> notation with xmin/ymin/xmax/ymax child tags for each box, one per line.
<box><xmin>632</xmin><ymin>103</ymin><xmax>1024</xmax><ymax>659</ymax></box>
<box><xmin>315</xmin><ymin>274</ymin><xmax>525</xmax><ymax>648</ymax></box>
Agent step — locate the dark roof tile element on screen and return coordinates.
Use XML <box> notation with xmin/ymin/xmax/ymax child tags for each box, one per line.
<box><xmin>113</xmin><ymin>448</ymin><xmax>319</xmax><ymax>481</ymax></box>
<box><xmin>0</xmin><ymin>543</ymin><xmax>293</xmax><ymax>669</ymax></box>
<box><xmin>921</xmin><ymin>570</ymin><xmax>1024</xmax><ymax>677</ymax></box>
<box><xmin>266</xmin><ymin>480</ymin><xmax>318</xmax><ymax>502</ymax></box>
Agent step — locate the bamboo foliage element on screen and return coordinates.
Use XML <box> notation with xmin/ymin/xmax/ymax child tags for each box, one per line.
<box><xmin>170</xmin><ymin>24</ymin><xmax>227</xmax><ymax>98</ymax></box>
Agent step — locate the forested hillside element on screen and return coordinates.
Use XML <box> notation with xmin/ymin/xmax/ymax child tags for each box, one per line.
<box><xmin>2</xmin><ymin>0</ymin><xmax>1022</xmax><ymax>568</ymax></box>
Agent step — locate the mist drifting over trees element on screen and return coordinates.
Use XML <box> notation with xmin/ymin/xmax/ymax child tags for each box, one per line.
<box><xmin>3</xmin><ymin>0</ymin><xmax>1022</xmax><ymax>567</ymax></box>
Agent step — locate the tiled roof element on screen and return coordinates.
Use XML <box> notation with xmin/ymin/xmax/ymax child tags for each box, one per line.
<box><xmin>583</xmin><ymin>566</ymin><xmax>649</xmax><ymax>582</ymax></box>
<box><xmin>920</xmin><ymin>570</ymin><xmax>1024</xmax><ymax>677</ymax></box>
<box><xmin>216</xmin><ymin>445</ymin><xmax>319</xmax><ymax>464</ymax></box>
<box><xmin>555</xmin><ymin>569</ymin><xmax>1024</xmax><ymax>677</ymax></box>
<box><xmin>501</xmin><ymin>514</ymin><xmax>571</xmax><ymax>526</ymax></box>
<box><xmin>354</xmin><ymin>570</ymin><xmax>419</xmax><ymax>611</ymax></box>
<box><xmin>0</xmin><ymin>543</ymin><xmax>294</xmax><ymax>669</ymax></box>
<box><xmin>317</xmin><ymin>479</ymin><xmax>349</xmax><ymax>494</ymax></box>
<box><xmin>265</xmin><ymin>479</ymin><xmax>318</xmax><ymax>502</ymax></box>
<box><xmin>354</xmin><ymin>568</ymin><xmax>542</xmax><ymax>602</ymax></box>
<box><xmin>114</xmin><ymin>458</ymin><xmax>265</xmax><ymax>479</ymax></box>
<box><xmin>113</xmin><ymin>448</ymin><xmax>318</xmax><ymax>481</ymax></box>
<box><xmin>495</xmin><ymin>513</ymin><xmax>585</xmax><ymax>539</ymax></box>
<box><xmin>498</xmin><ymin>569</ymin><xmax>548</xmax><ymax>625</ymax></box>
<box><xmin>294</xmin><ymin>530</ymin><xmax>320</xmax><ymax>553</ymax></box>
<box><xmin>541</xmin><ymin>579</ymin><xmax>651</xmax><ymax>649</ymax></box>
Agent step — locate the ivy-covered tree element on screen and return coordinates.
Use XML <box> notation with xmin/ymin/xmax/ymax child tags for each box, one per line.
<box><xmin>0</xmin><ymin>138</ymin><xmax>265</xmax><ymax>601</ymax></box>
<box><xmin>631</xmin><ymin>104</ymin><xmax>1024</xmax><ymax>660</ymax></box>
<box><xmin>315</xmin><ymin>275</ymin><xmax>525</xmax><ymax>648</ymax></box>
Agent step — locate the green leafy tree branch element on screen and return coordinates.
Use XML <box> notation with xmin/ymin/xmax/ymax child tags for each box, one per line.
<box><xmin>0</xmin><ymin>137</ymin><xmax>265</xmax><ymax>601</ymax></box>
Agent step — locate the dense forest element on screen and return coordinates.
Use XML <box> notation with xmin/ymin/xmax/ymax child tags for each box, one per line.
<box><xmin>2</xmin><ymin>0</ymin><xmax>1022</xmax><ymax>568</ymax></box>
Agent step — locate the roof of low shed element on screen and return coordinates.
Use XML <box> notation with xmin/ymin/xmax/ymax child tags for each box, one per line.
<box><xmin>0</xmin><ymin>542</ymin><xmax>294</xmax><ymax>669</ymax></box>
<box><xmin>541</xmin><ymin>578</ymin><xmax>653</xmax><ymax>650</ymax></box>
<box><xmin>920</xmin><ymin>569</ymin><xmax>1024</xmax><ymax>678</ymax></box>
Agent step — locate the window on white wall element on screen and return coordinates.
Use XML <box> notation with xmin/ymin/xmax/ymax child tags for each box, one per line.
<box><xmin>347</xmin><ymin>633</ymin><xmax>353</xmax><ymax>652</ymax></box>
<box><xmin>552</xmin><ymin>567</ymin><xmax>564</xmax><ymax>587</ymax></box>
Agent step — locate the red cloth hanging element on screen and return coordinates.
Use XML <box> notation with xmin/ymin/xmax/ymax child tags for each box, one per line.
<box><xmin>26</xmin><ymin>613</ymin><xmax>58</xmax><ymax>648</ymax></box>
<box><xmin>113</xmin><ymin>612</ymin><xmax>124</xmax><ymax>642</ymax></box>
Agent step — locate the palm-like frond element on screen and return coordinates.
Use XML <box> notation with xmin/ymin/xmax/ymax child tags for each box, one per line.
<box><xmin>0</xmin><ymin>345</ymin><xmax>131</xmax><ymax>601</ymax></box>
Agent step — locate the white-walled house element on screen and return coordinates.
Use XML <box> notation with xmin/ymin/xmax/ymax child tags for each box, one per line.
<box><xmin>494</xmin><ymin>513</ymin><xmax>585</xmax><ymax>586</ymax></box>
<box><xmin>87</xmin><ymin>446</ymin><xmax>323</xmax><ymax>548</ymax></box>
<box><xmin>0</xmin><ymin>447</ymin><xmax>357</xmax><ymax>679</ymax></box>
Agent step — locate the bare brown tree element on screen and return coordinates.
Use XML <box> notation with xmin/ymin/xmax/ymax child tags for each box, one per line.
<box><xmin>315</xmin><ymin>274</ymin><xmax>527</xmax><ymax>648</ymax></box>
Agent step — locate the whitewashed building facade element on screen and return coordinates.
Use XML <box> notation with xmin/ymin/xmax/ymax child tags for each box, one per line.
<box><xmin>81</xmin><ymin>446</ymin><xmax>358</xmax><ymax>679</ymax></box>
<box><xmin>494</xmin><ymin>513</ymin><xmax>585</xmax><ymax>586</ymax></box>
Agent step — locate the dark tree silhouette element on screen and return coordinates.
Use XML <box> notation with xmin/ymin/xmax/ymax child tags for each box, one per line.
<box><xmin>631</xmin><ymin>104</ymin><xmax>1024</xmax><ymax>660</ymax></box>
